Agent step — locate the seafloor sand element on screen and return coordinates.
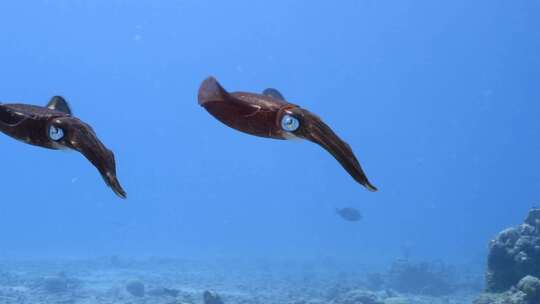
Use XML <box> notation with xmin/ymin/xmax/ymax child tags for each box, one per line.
<box><xmin>0</xmin><ymin>257</ymin><xmax>480</xmax><ymax>304</ymax></box>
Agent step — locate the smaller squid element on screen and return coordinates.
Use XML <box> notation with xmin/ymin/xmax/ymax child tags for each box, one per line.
<box><xmin>0</xmin><ymin>96</ymin><xmax>126</xmax><ymax>198</ymax></box>
<box><xmin>198</xmin><ymin>77</ymin><xmax>377</xmax><ymax>191</ymax></box>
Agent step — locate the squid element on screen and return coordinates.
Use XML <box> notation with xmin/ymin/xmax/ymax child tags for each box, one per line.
<box><xmin>0</xmin><ymin>96</ymin><xmax>126</xmax><ymax>198</ymax></box>
<box><xmin>198</xmin><ymin>77</ymin><xmax>377</xmax><ymax>191</ymax></box>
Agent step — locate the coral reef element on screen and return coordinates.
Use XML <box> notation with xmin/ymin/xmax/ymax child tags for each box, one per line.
<box><xmin>474</xmin><ymin>208</ymin><xmax>540</xmax><ymax>303</ymax></box>
<box><xmin>517</xmin><ymin>275</ymin><xmax>540</xmax><ymax>303</ymax></box>
<box><xmin>474</xmin><ymin>275</ymin><xmax>540</xmax><ymax>304</ymax></box>
<box><xmin>486</xmin><ymin>208</ymin><xmax>540</xmax><ymax>292</ymax></box>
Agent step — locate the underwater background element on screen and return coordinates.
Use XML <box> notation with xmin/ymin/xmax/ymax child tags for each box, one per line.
<box><xmin>0</xmin><ymin>1</ymin><xmax>539</xmax><ymax>303</ymax></box>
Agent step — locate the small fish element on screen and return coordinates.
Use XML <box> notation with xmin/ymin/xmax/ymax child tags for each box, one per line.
<box><xmin>336</xmin><ymin>207</ymin><xmax>362</xmax><ymax>222</ymax></box>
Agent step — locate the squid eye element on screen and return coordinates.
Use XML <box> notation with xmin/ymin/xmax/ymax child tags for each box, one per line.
<box><xmin>281</xmin><ymin>114</ymin><xmax>300</xmax><ymax>132</ymax></box>
<box><xmin>48</xmin><ymin>125</ymin><xmax>64</xmax><ymax>141</ymax></box>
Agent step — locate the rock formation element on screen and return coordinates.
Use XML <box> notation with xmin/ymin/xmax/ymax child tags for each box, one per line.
<box><xmin>486</xmin><ymin>208</ymin><xmax>540</xmax><ymax>292</ymax></box>
<box><xmin>474</xmin><ymin>208</ymin><xmax>540</xmax><ymax>304</ymax></box>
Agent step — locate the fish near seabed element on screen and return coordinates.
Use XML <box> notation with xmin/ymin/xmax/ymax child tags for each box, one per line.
<box><xmin>0</xmin><ymin>96</ymin><xmax>127</xmax><ymax>198</ymax></box>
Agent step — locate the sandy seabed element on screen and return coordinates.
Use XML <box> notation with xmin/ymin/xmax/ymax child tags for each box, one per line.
<box><xmin>0</xmin><ymin>257</ymin><xmax>480</xmax><ymax>304</ymax></box>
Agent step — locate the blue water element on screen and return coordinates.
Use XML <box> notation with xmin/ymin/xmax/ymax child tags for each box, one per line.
<box><xmin>0</xmin><ymin>0</ymin><xmax>538</xmax><ymax>269</ymax></box>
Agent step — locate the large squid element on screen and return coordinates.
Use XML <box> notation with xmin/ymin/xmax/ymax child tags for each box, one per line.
<box><xmin>0</xmin><ymin>96</ymin><xmax>126</xmax><ymax>198</ymax></box>
<box><xmin>198</xmin><ymin>77</ymin><xmax>377</xmax><ymax>191</ymax></box>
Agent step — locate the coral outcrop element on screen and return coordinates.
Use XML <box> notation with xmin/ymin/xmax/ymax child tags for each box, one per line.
<box><xmin>474</xmin><ymin>275</ymin><xmax>540</xmax><ymax>304</ymax></box>
<box><xmin>486</xmin><ymin>208</ymin><xmax>540</xmax><ymax>292</ymax></box>
<box><xmin>475</xmin><ymin>208</ymin><xmax>540</xmax><ymax>303</ymax></box>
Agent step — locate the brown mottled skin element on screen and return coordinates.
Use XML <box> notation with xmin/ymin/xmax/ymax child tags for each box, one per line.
<box><xmin>0</xmin><ymin>98</ymin><xmax>126</xmax><ymax>198</ymax></box>
<box><xmin>198</xmin><ymin>77</ymin><xmax>377</xmax><ymax>192</ymax></box>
